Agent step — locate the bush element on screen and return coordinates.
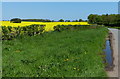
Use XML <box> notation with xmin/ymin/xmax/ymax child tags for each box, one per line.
<box><xmin>10</xmin><ymin>18</ymin><xmax>22</xmax><ymax>23</ymax></box>
<box><xmin>53</xmin><ymin>25</ymin><xmax>98</xmax><ymax>32</ymax></box>
<box><xmin>2</xmin><ymin>24</ymin><xmax>46</xmax><ymax>40</ymax></box>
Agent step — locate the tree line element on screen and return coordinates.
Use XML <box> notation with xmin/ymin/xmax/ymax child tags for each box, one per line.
<box><xmin>22</xmin><ymin>19</ymin><xmax>86</xmax><ymax>22</ymax></box>
<box><xmin>8</xmin><ymin>18</ymin><xmax>55</xmax><ymax>22</ymax></box>
<box><xmin>10</xmin><ymin>18</ymin><xmax>86</xmax><ymax>23</ymax></box>
<box><xmin>88</xmin><ymin>14</ymin><xmax>120</xmax><ymax>27</ymax></box>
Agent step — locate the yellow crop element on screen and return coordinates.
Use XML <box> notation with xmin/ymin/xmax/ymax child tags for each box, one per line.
<box><xmin>1</xmin><ymin>21</ymin><xmax>90</xmax><ymax>31</ymax></box>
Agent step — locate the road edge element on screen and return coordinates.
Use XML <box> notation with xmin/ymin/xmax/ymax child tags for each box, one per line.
<box><xmin>106</xmin><ymin>28</ymin><xmax>118</xmax><ymax>78</ymax></box>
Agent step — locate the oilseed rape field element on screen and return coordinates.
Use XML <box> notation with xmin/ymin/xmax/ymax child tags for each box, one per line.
<box><xmin>1</xmin><ymin>21</ymin><xmax>90</xmax><ymax>31</ymax></box>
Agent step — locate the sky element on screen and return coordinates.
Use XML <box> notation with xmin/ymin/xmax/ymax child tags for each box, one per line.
<box><xmin>2</xmin><ymin>2</ymin><xmax>118</xmax><ymax>20</ymax></box>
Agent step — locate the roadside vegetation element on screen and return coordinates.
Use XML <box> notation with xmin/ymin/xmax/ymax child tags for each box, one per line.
<box><xmin>88</xmin><ymin>14</ymin><xmax>120</xmax><ymax>28</ymax></box>
<box><xmin>2</xmin><ymin>25</ymin><xmax>108</xmax><ymax>77</ymax></box>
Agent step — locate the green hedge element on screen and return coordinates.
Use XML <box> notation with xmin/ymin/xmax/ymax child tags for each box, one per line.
<box><xmin>2</xmin><ymin>24</ymin><xmax>45</xmax><ymax>40</ymax></box>
<box><xmin>1</xmin><ymin>24</ymin><xmax>102</xmax><ymax>40</ymax></box>
<box><xmin>53</xmin><ymin>25</ymin><xmax>101</xmax><ymax>32</ymax></box>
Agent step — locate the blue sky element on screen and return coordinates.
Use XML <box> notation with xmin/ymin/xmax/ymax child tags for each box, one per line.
<box><xmin>2</xmin><ymin>2</ymin><xmax>118</xmax><ymax>20</ymax></box>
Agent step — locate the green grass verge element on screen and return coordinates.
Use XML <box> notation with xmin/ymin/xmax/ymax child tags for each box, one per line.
<box><xmin>106</xmin><ymin>26</ymin><xmax>120</xmax><ymax>29</ymax></box>
<box><xmin>2</xmin><ymin>27</ymin><xmax>108</xmax><ymax>77</ymax></box>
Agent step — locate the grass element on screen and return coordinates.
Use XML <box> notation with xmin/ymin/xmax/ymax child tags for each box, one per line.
<box><xmin>2</xmin><ymin>27</ymin><xmax>108</xmax><ymax>77</ymax></box>
<box><xmin>106</xmin><ymin>26</ymin><xmax>120</xmax><ymax>29</ymax></box>
<box><xmin>111</xmin><ymin>27</ymin><xmax>120</xmax><ymax>29</ymax></box>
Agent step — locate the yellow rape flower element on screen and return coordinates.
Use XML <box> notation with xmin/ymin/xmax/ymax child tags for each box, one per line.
<box><xmin>1</xmin><ymin>21</ymin><xmax>90</xmax><ymax>32</ymax></box>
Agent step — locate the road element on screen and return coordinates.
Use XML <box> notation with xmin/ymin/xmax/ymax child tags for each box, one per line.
<box><xmin>107</xmin><ymin>28</ymin><xmax>119</xmax><ymax>78</ymax></box>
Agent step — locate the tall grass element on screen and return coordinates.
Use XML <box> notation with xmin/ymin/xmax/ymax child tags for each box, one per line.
<box><xmin>2</xmin><ymin>27</ymin><xmax>108</xmax><ymax>77</ymax></box>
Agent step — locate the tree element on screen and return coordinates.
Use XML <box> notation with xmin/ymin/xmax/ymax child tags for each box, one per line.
<box><xmin>10</xmin><ymin>18</ymin><xmax>21</xmax><ymax>23</ymax></box>
<box><xmin>88</xmin><ymin>14</ymin><xmax>98</xmax><ymax>24</ymax></box>
<box><xmin>65</xmin><ymin>20</ymin><xmax>70</xmax><ymax>22</ymax></box>
<box><xmin>79</xmin><ymin>19</ymin><xmax>82</xmax><ymax>22</ymax></box>
<box><xmin>59</xmin><ymin>19</ymin><xmax>64</xmax><ymax>22</ymax></box>
<box><xmin>88</xmin><ymin>14</ymin><xmax>120</xmax><ymax>27</ymax></box>
<box><xmin>75</xmin><ymin>20</ymin><xmax>79</xmax><ymax>22</ymax></box>
<box><xmin>95</xmin><ymin>15</ymin><xmax>102</xmax><ymax>25</ymax></box>
<box><xmin>51</xmin><ymin>20</ymin><xmax>55</xmax><ymax>22</ymax></box>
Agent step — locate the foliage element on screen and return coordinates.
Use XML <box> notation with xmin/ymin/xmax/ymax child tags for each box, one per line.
<box><xmin>21</xmin><ymin>19</ymin><xmax>85</xmax><ymax>22</ymax></box>
<box><xmin>65</xmin><ymin>20</ymin><xmax>71</xmax><ymax>22</ymax></box>
<box><xmin>54</xmin><ymin>25</ymin><xmax>101</xmax><ymax>32</ymax></box>
<box><xmin>79</xmin><ymin>19</ymin><xmax>83</xmax><ymax>22</ymax></box>
<box><xmin>72</xmin><ymin>20</ymin><xmax>79</xmax><ymax>22</ymax></box>
<box><xmin>2</xmin><ymin>24</ymin><xmax>45</xmax><ymax>40</ymax></box>
<box><xmin>88</xmin><ymin>14</ymin><xmax>120</xmax><ymax>27</ymax></box>
<box><xmin>10</xmin><ymin>18</ymin><xmax>22</xmax><ymax>23</ymax></box>
<box><xmin>59</xmin><ymin>19</ymin><xmax>64</xmax><ymax>22</ymax></box>
<box><xmin>22</xmin><ymin>19</ymin><xmax>52</xmax><ymax>22</ymax></box>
